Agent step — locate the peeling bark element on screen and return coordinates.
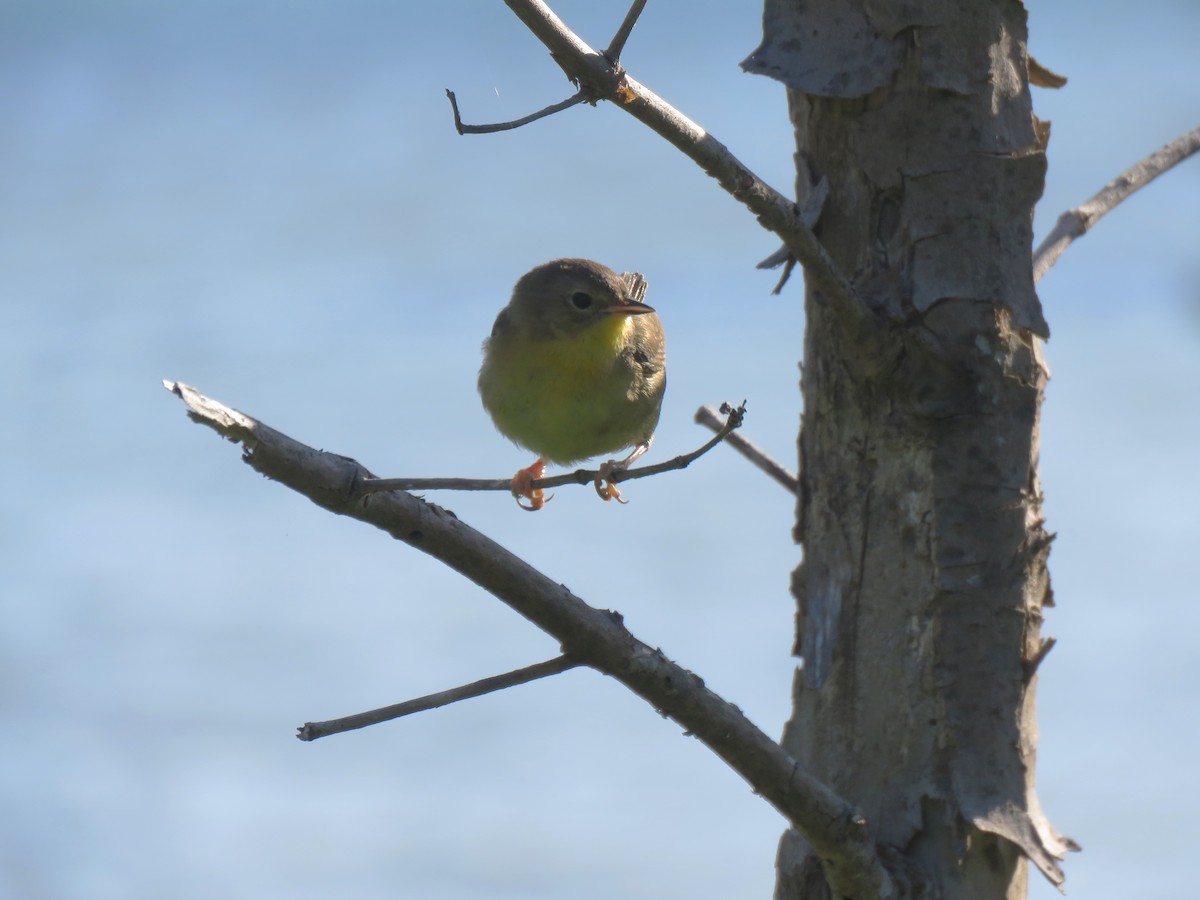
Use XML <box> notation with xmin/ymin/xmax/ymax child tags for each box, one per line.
<box><xmin>746</xmin><ymin>0</ymin><xmax>1073</xmax><ymax>895</ymax></box>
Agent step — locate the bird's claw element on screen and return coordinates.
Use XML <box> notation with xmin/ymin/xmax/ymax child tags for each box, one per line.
<box><xmin>512</xmin><ymin>459</ymin><xmax>550</xmax><ymax>511</ymax></box>
<box><xmin>594</xmin><ymin>460</ymin><xmax>629</xmax><ymax>504</ymax></box>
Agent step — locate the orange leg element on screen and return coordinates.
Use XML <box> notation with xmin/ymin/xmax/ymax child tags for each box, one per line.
<box><xmin>594</xmin><ymin>460</ymin><xmax>628</xmax><ymax>504</ymax></box>
<box><xmin>593</xmin><ymin>440</ymin><xmax>651</xmax><ymax>504</ymax></box>
<box><xmin>511</xmin><ymin>458</ymin><xmax>549</xmax><ymax>511</ymax></box>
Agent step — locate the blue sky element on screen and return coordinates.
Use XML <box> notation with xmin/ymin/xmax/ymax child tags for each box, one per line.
<box><xmin>3</xmin><ymin>2</ymin><xmax>1199</xmax><ymax>898</ymax></box>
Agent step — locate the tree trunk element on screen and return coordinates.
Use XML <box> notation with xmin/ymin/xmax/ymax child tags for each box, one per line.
<box><xmin>744</xmin><ymin>1</ymin><xmax>1073</xmax><ymax>896</ymax></box>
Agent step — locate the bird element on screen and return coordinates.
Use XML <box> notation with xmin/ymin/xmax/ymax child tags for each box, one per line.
<box><xmin>478</xmin><ymin>258</ymin><xmax>666</xmax><ymax>511</ymax></box>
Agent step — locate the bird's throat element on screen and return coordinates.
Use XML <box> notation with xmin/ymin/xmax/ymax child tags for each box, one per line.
<box><xmin>544</xmin><ymin>314</ymin><xmax>632</xmax><ymax>375</ymax></box>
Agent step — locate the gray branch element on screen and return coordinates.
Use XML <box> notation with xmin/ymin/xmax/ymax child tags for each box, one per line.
<box><xmin>604</xmin><ymin>0</ymin><xmax>647</xmax><ymax>61</ymax></box>
<box><xmin>298</xmin><ymin>655</ymin><xmax>581</xmax><ymax>740</ymax></box>
<box><xmin>445</xmin><ymin>87</ymin><xmax>589</xmax><ymax>134</ymax></box>
<box><xmin>461</xmin><ymin>0</ymin><xmax>871</xmax><ymax>329</ymax></box>
<box><xmin>1033</xmin><ymin>125</ymin><xmax>1200</xmax><ymax>283</ymax></box>
<box><xmin>358</xmin><ymin>401</ymin><xmax>745</xmax><ymax>496</ymax></box>
<box><xmin>164</xmin><ymin>379</ymin><xmax>895</xmax><ymax>900</ymax></box>
<box><xmin>694</xmin><ymin>404</ymin><xmax>799</xmax><ymax>495</ymax></box>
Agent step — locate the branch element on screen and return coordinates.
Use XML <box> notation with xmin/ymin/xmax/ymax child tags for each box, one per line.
<box><xmin>358</xmin><ymin>401</ymin><xmax>746</xmax><ymax>497</ymax></box>
<box><xmin>757</xmin><ymin>175</ymin><xmax>829</xmax><ymax>294</ymax></box>
<box><xmin>298</xmin><ymin>655</ymin><xmax>580</xmax><ymax>741</ymax></box>
<box><xmin>1033</xmin><ymin>125</ymin><xmax>1200</xmax><ymax>283</ymax></box>
<box><xmin>448</xmin><ymin>0</ymin><xmax>869</xmax><ymax>329</ymax></box>
<box><xmin>604</xmin><ymin>0</ymin><xmax>647</xmax><ymax>61</ymax></box>
<box><xmin>445</xmin><ymin>87</ymin><xmax>589</xmax><ymax>134</ymax></box>
<box><xmin>164</xmin><ymin>379</ymin><xmax>894</xmax><ymax>899</ymax></box>
<box><xmin>694</xmin><ymin>404</ymin><xmax>799</xmax><ymax>495</ymax></box>
<box><xmin>1022</xmin><ymin>636</ymin><xmax>1057</xmax><ymax>682</ymax></box>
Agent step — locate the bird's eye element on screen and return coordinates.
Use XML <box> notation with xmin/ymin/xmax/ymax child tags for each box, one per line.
<box><xmin>570</xmin><ymin>291</ymin><xmax>593</xmax><ymax>310</ymax></box>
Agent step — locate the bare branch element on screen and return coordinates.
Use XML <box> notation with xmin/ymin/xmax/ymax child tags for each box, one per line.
<box><xmin>486</xmin><ymin>0</ymin><xmax>870</xmax><ymax>330</ymax></box>
<box><xmin>445</xmin><ymin>87</ymin><xmax>590</xmax><ymax>134</ymax></box>
<box><xmin>756</xmin><ymin>245</ymin><xmax>800</xmax><ymax>295</ymax></box>
<box><xmin>360</xmin><ymin>475</ymin><xmax>509</xmax><ymax>494</ymax></box>
<box><xmin>757</xmin><ymin>245</ymin><xmax>792</xmax><ymax>270</ymax></box>
<box><xmin>771</xmin><ymin>258</ymin><xmax>798</xmax><ymax>295</ymax></box>
<box><xmin>604</xmin><ymin>0</ymin><xmax>647</xmax><ymax>61</ymax></box>
<box><xmin>564</xmin><ymin>400</ymin><xmax>745</xmax><ymax>488</ymax></box>
<box><xmin>357</xmin><ymin>401</ymin><xmax>745</xmax><ymax>497</ymax></box>
<box><xmin>164</xmin><ymin>380</ymin><xmax>894</xmax><ymax>898</ymax></box>
<box><xmin>298</xmin><ymin>655</ymin><xmax>580</xmax><ymax>741</ymax></box>
<box><xmin>1022</xmin><ymin>636</ymin><xmax>1057</xmax><ymax>682</ymax></box>
<box><xmin>694</xmin><ymin>404</ymin><xmax>799</xmax><ymax>495</ymax></box>
<box><xmin>758</xmin><ymin>173</ymin><xmax>828</xmax><ymax>294</ymax></box>
<box><xmin>1033</xmin><ymin>125</ymin><xmax>1200</xmax><ymax>283</ymax></box>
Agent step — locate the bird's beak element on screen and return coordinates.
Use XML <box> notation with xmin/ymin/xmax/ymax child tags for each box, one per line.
<box><xmin>608</xmin><ymin>298</ymin><xmax>656</xmax><ymax>315</ymax></box>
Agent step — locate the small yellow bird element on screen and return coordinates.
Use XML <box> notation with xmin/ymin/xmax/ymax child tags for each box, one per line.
<box><xmin>479</xmin><ymin>258</ymin><xmax>666</xmax><ymax>510</ymax></box>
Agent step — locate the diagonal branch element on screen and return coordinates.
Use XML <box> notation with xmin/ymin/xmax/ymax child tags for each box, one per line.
<box><xmin>694</xmin><ymin>404</ymin><xmax>799</xmax><ymax>495</ymax></box>
<box><xmin>164</xmin><ymin>379</ymin><xmax>894</xmax><ymax>899</ymax></box>
<box><xmin>298</xmin><ymin>655</ymin><xmax>581</xmax><ymax>741</ymax></box>
<box><xmin>604</xmin><ymin>0</ymin><xmax>647</xmax><ymax>61</ymax></box>
<box><xmin>1033</xmin><ymin>125</ymin><xmax>1200</xmax><ymax>283</ymax></box>
<box><xmin>454</xmin><ymin>0</ymin><xmax>870</xmax><ymax>330</ymax></box>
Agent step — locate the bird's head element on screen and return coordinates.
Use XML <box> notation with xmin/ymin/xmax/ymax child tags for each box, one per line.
<box><xmin>503</xmin><ymin>258</ymin><xmax>655</xmax><ymax>340</ymax></box>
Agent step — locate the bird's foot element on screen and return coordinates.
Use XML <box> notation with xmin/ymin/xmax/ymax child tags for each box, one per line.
<box><xmin>594</xmin><ymin>460</ymin><xmax>629</xmax><ymax>504</ymax></box>
<box><xmin>511</xmin><ymin>459</ymin><xmax>550</xmax><ymax>511</ymax></box>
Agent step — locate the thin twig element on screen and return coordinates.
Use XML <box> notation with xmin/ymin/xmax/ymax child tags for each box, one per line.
<box><xmin>756</xmin><ymin>245</ymin><xmax>799</xmax><ymax>295</ymax></box>
<box><xmin>559</xmin><ymin>400</ymin><xmax>745</xmax><ymax>488</ymax></box>
<box><xmin>445</xmin><ymin>87</ymin><xmax>590</xmax><ymax>134</ymax></box>
<box><xmin>604</xmin><ymin>0</ymin><xmax>647</xmax><ymax>61</ymax></box>
<box><xmin>298</xmin><ymin>655</ymin><xmax>580</xmax><ymax>741</ymax></box>
<box><xmin>1033</xmin><ymin>125</ymin><xmax>1200</xmax><ymax>283</ymax></box>
<box><xmin>756</xmin><ymin>245</ymin><xmax>792</xmax><ymax>270</ymax></box>
<box><xmin>694</xmin><ymin>404</ymin><xmax>798</xmax><ymax>495</ymax></box>
<box><xmin>164</xmin><ymin>379</ymin><xmax>888</xmax><ymax>895</ymax></box>
<box><xmin>357</xmin><ymin>401</ymin><xmax>746</xmax><ymax>496</ymax></box>
<box><xmin>771</xmin><ymin>258</ymin><xmax>797</xmax><ymax>295</ymax></box>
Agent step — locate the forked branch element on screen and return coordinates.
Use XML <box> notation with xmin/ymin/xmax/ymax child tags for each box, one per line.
<box><xmin>448</xmin><ymin>0</ymin><xmax>869</xmax><ymax>329</ymax></box>
<box><xmin>164</xmin><ymin>379</ymin><xmax>894</xmax><ymax>899</ymax></box>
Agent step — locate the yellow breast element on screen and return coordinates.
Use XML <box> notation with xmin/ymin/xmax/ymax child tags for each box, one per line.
<box><xmin>479</xmin><ymin>314</ymin><xmax>660</xmax><ymax>465</ymax></box>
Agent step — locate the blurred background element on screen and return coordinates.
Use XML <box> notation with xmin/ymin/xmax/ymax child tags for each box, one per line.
<box><xmin>3</xmin><ymin>1</ymin><xmax>1197</xmax><ymax>897</ymax></box>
